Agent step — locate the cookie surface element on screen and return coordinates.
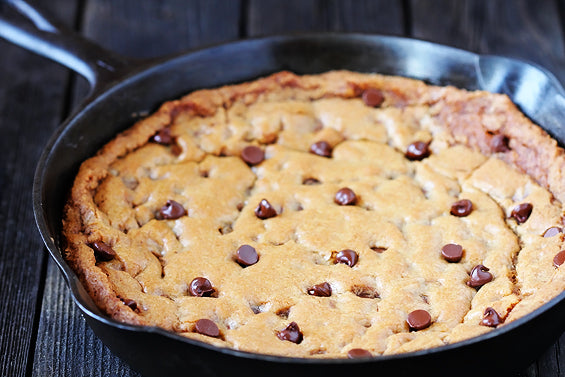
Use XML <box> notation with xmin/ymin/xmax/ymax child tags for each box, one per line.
<box><xmin>63</xmin><ymin>71</ymin><xmax>565</xmax><ymax>358</ymax></box>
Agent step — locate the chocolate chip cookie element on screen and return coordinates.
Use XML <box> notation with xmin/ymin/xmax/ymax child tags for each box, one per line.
<box><xmin>63</xmin><ymin>71</ymin><xmax>565</xmax><ymax>358</ymax></box>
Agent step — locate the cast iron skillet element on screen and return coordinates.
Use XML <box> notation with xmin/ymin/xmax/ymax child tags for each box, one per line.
<box><xmin>2</xmin><ymin>1</ymin><xmax>565</xmax><ymax>376</ymax></box>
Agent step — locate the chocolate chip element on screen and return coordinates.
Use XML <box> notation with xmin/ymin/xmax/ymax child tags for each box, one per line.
<box><xmin>276</xmin><ymin>307</ymin><xmax>291</xmax><ymax>319</ymax></box>
<box><xmin>351</xmin><ymin>285</ymin><xmax>379</xmax><ymax>299</ymax></box>
<box><xmin>441</xmin><ymin>243</ymin><xmax>463</xmax><ymax>263</ymax></box>
<box><xmin>151</xmin><ymin>128</ymin><xmax>173</xmax><ymax>145</ymax></box>
<box><xmin>405</xmin><ymin>141</ymin><xmax>431</xmax><ymax>161</ymax></box>
<box><xmin>307</xmin><ymin>282</ymin><xmax>332</xmax><ymax>297</ymax></box>
<box><xmin>90</xmin><ymin>241</ymin><xmax>117</xmax><ymax>261</ymax></box>
<box><xmin>310</xmin><ymin>141</ymin><xmax>332</xmax><ymax>158</ymax></box>
<box><xmin>241</xmin><ymin>146</ymin><xmax>265</xmax><ymax>166</ymax></box>
<box><xmin>491</xmin><ymin>134</ymin><xmax>510</xmax><ymax>153</ymax></box>
<box><xmin>303</xmin><ymin>177</ymin><xmax>321</xmax><ymax>185</ymax></box>
<box><xmin>553</xmin><ymin>250</ymin><xmax>565</xmax><ymax>267</ymax></box>
<box><xmin>277</xmin><ymin>322</ymin><xmax>303</xmax><ymax>344</ymax></box>
<box><xmin>171</xmin><ymin>143</ymin><xmax>182</xmax><ymax>156</ymax></box>
<box><xmin>122</xmin><ymin>298</ymin><xmax>137</xmax><ymax>311</ymax></box>
<box><xmin>334</xmin><ymin>187</ymin><xmax>357</xmax><ymax>206</ymax></box>
<box><xmin>481</xmin><ymin>307</ymin><xmax>503</xmax><ymax>327</ymax></box>
<box><xmin>450</xmin><ymin>199</ymin><xmax>473</xmax><ymax>217</ymax></box>
<box><xmin>157</xmin><ymin>200</ymin><xmax>187</xmax><ymax>220</ymax></box>
<box><xmin>218</xmin><ymin>222</ymin><xmax>233</xmax><ymax>235</ymax></box>
<box><xmin>467</xmin><ymin>264</ymin><xmax>493</xmax><ymax>288</ymax></box>
<box><xmin>544</xmin><ymin>227</ymin><xmax>562</xmax><ymax>238</ymax></box>
<box><xmin>335</xmin><ymin>249</ymin><xmax>358</xmax><ymax>267</ymax></box>
<box><xmin>255</xmin><ymin>199</ymin><xmax>277</xmax><ymax>219</ymax></box>
<box><xmin>511</xmin><ymin>203</ymin><xmax>533</xmax><ymax>224</ymax></box>
<box><xmin>347</xmin><ymin>348</ymin><xmax>373</xmax><ymax>359</ymax></box>
<box><xmin>407</xmin><ymin>309</ymin><xmax>432</xmax><ymax>331</ymax></box>
<box><xmin>236</xmin><ymin>244</ymin><xmax>259</xmax><ymax>267</ymax></box>
<box><xmin>362</xmin><ymin>88</ymin><xmax>385</xmax><ymax>107</ymax></box>
<box><xmin>370</xmin><ymin>246</ymin><xmax>387</xmax><ymax>253</ymax></box>
<box><xmin>250</xmin><ymin>303</ymin><xmax>264</xmax><ymax>314</ymax></box>
<box><xmin>194</xmin><ymin>319</ymin><xmax>220</xmax><ymax>337</ymax></box>
<box><xmin>189</xmin><ymin>277</ymin><xmax>215</xmax><ymax>297</ymax></box>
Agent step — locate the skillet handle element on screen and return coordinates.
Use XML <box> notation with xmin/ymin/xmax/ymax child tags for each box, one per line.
<box><xmin>0</xmin><ymin>0</ymin><xmax>132</xmax><ymax>91</ymax></box>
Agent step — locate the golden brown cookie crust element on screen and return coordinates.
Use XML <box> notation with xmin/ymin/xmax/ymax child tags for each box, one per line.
<box><xmin>63</xmin><ymin>70</ymin><xmax>565</xmax><ymax>357</ymax></box>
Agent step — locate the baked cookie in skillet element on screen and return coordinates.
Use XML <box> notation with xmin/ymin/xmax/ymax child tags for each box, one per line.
<box><xmin>63</xmin><ymin>70</ymin><xmax>565</xmax><ymax>358</ymax></box>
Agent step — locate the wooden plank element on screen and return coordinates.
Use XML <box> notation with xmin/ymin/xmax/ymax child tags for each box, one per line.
<box><xmin>331</xmin><ymin>0</ymin><xmax>404</xmax><ymax>34</ymax></box>
<box><xmin>72</xmin><ymin>0</ymin><xmax>243</xmax><ymax>108</ymax></box>
<box><xmin>32</xmin><ymin>261</ymin><xmax>140</xmax><ymax>377</ymax></box>
<box><xmin>31</xmin><ymin>1</ymin><xmax>241</xmax><ymax>376</ymax></box>
<box><xmin>247</xmin><ymin>0</ymin><xmax>404</xmax><ymax>36</ymax></box>
<box><xmin>410</xmin><ymin>0</ymin><xmax>565</xmax><ymax>83</ymax></box>
<box><xmin>0</xmin><ymin>1</ymin><xmax>79</xmax><ymax>376</ymax></box>
<box><xmin>80</xmin><ymin>0</ymin><xmax>241</xmax><ymax>58</ymax></box>
<box><xmin>409</xmin><ymin>1</ymin><xmax>565</xmax><ymax>376</ymax></box>
<box><xmin>557</xmin><ymin>331</ymin><xmax>565</xmax><ymax>377</ymax></box>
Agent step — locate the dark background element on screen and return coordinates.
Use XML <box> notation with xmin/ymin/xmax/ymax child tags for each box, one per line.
<box><xmin>1</xmin><ymin>0</ymin><xmax>565</xmax><ymax>376</ymax></box>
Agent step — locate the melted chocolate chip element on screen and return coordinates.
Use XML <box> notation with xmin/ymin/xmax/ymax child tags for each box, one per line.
<box><xmin>405</xmin><ymin>141</ymin><xmax>431</xmax><ymax>161</ymax></box>
<box><xmin>511</xmin><ymin>203</ymin><xmax>533</xmax><ymax>224</ymax></box>
<box><xmin>171</xmin><ymin>143</ymin><xmax>182</xmax><ymax>156</ymax></box>
<box><xmin>347</xmin><ymin>348</ymin><xmax>373</xmax><ymax>359</ymax></box>
<box><xmin>90</xmin><ymin>241</ymin><xmax>117</xmax><ymax>262</ymax></box>
<box><xmin>335</xmin><ymin>249</ymin><xmax>359</xmax><ymax>267</ymax></box>
<box><xmin>303</xmin><ymin>177</ymin><xmax>321</xmax><ymax>185</ymax></box>
<box><xmin>307</xmin><ymin>282</ymin><xmax>332</xmax><ymax>297</ymax></box>
<box><xmin>481</xmin><ymin>307</ymin><xmax>503</xmax><ymax>327</ymax></box>
<box><xmin>334</xmin><ymin>187</ymin><xmax>357</xmax><ymax>206</ymax></box>
<box><xmin>189</xmin><ymin>277</ymin><xmax>215</xmax><ymax>297</ymax></box>
<box><xmin>362</xmin><ymin>88</ymin><xmax>385</xmax><ymax>107</ymax></box>
<box><xmin>450</xmin><ymin>199</ymin><xmax>473</xmax><ymax>217</ymax></box>
<box><xmin>407</xmin><ymin>309</ymin><xmax>432</xmax><ymax>331</ymax></box>
<box><xmin>543</xmin><ymin>227</ymin><xmax>562</xmax><ymax>238</ymax></box>
<box><xmin>250</xmin><ymin>303</ymin><xmax>264</xmax><ymax>314</ymax></box>
<box><xmin>151</xmin><ymin>128</ymin><xmax>173</xmax><ymax>145</ymax></box>
<box><xmin>157</xmin><ymin>200</ymin><xmax>187</xmax><ymax>220</ymax></box>
<box><xmin>236</xmin><ymin>244</ymin><xmax>259</xmax><ymax>267</ymax></box>
<box><xmin>310</xmin><ymin>141</ymin><xmax>332</xmax><ymax>158</ymax></box>
<box><xmin>553</xmin><ymin>250</ymin><xmax>565</xmax><ymax>267</ymax></box>
<box><xmin>371</xmin><ymin>246</ymin><xmax>387</xmax><ymax>253</ymax></box>
<box><xmin>277</xmin><ymin>322</ymin><xmax>303</xmax><ymax>344</ymax></box>
<box><xmin>276</xmin><ymin>307</ymin><xmax>291</xmax><ymax>319</ymax></box>
<box><xmin>351</xmin><ymin>285</ymin><xmax>379</xmax><ymax>299</ymax></box>
<box><xmin>194</xmin><ymin>319</ymin><xmax>220</xmax><ymax>337</ymax></box>
<box><xmin>467</xmin><ymin>264</ymin><xmax>493</xmax><ymax>288</ymax></box>
<box><xmin>241</xmin><ymin>146</ymin><xmax>265</xmax><ymax>166</ymax></box>
<box><xmin>122</xmin><ymin>298</ymin><xmax>137</xmax><ymax>311</ymax></box>
<box><xmin>255</xmin><ymin>199</ymin><xmax>277</xmax><ymax>219</ymax></box>
<box><xmin>441</xmin><ymin>243</ymin><xmax>463</xmax><ymax>263</ymax></box>
<box><xmin>491</xmin><ymin>134</ymin><xmax>510</xmax><ymax>153</ymax></box>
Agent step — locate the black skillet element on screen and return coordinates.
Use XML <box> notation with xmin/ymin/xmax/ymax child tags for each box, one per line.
<box><xmin>2</xmin><ymin>1</ymin><xmax>565</xmax><ymax>376</ymax></box>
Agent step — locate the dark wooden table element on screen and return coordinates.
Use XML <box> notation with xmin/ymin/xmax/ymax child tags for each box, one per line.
<box><xmin>2</xmin><ymin>1</ymin><xmax>565</xmax><ymax>376</ymax></box>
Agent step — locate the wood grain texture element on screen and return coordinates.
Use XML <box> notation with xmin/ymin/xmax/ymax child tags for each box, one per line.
<box><xmin>0</xmin><ymin>1</ymin><xmax>78</xmax><ymax>376</ymax></box>
<box><xmin>72</xmin><ymin>0</ymin><xmax>243</xmax><ymax>105</ymax></box>
<box><xmin>81</xmin><ymin>0</ymin><xmax>241</xmax><ymax>58</ymax></box>
<box><xmin>32</xmin><ymin>261</ymin><xmax>140</xmax><ymax>377</ymax></box>
<box><xmin>247</xmin><ymin>0</ymin><xmax>404</xmax><ymax>36</ymax></box>
<box><xmin>410</xmin><ymin>0</ymin><xmax>565</xmax><ymax>84</ymax></box>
